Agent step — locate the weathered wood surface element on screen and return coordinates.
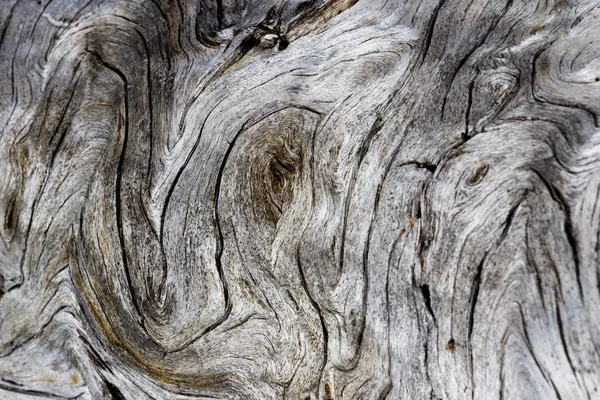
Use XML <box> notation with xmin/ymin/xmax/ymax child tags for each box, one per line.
<box><xmin>1</xmin><ymin>0</ymin><xmax>600</xmax><ymax>398</ymax></box>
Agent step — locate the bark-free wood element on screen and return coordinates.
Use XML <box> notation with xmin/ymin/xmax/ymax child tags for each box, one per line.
<box><xmin>1</xmin><ymin>0</ymin><xmax>599</xmax><ymax>398</ymax></box>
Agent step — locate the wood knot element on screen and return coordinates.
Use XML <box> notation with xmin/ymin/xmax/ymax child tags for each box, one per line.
<box><xmin>324</xmin><ymin>380</ymin><xmax>334</xmax><ymax>400</ymax></box>
<box><xmin>237</xmin><ymin>108</ymin><xmax>318</xmax><ymax>225</ymax></box>
<box><xmin>258</xmin><ymin>33</ymin><xmax>279</xmax><ymax>49</ymax></box>
<box><xmin>446</xmin><ymin>338</ymin><xmax>456</xmax><ymax>352</ymax></box>
<box><xmin>252</xmin><ymin>126</ymin><xmax>304</xmax><ymax>223</ymax></box>
<box><xmin>467</xmin><ymin>164</ymin><xmax>489</xmax><ymax>186</ymax></box>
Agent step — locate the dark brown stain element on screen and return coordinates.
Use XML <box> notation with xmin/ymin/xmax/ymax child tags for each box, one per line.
<box><xmin>18</xmin><ymin>146</ymin><xmax>29</xmax><ymax>177</ymax></box>
<box><xmin>467</xmin><ymin>164</ymin><xmax>489</xmax><ymax>186</ymax></box>
<box><xmin>4</xmin><ymin>196</ymin><xmax>18</xmax><ymax>234</ymax></box>
<box><xmin>257</xmin><ymin>131</ymin><xmax>304</xmax><ymax>223</ymax></box>
<box><xmin>288</xmin><ymin>0</ymin><xmax>360</xmax><ymax>40</ymax></box>
<box><xmin>324</xmin><ymin>380</ymin><xmax>334</xmax><ymax>400</ymax></box>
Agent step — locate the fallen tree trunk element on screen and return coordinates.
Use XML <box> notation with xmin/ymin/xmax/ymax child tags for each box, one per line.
<box><xmin>1</xmin><ymin>0</ymin><xmax>599</xmax><ymax>398</ymax></box>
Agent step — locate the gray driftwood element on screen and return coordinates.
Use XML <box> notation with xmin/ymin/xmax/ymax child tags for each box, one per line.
<box><xmin>1</xmin><ymin>0</ymin><xmax>599</xmax><ymax>399</ymax></box>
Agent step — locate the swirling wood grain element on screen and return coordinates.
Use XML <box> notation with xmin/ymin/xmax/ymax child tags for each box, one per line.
<box><xmin>0</xmin><ymin>0</ymin><xmax>599</xmax><ymax>398</ymax></box>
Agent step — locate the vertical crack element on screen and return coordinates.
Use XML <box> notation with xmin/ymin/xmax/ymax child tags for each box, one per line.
<box><xmin>420</xmin><ymin>284</ymin><xmax>437</xmax><ymax>327</ymax></box>
<box><xmin>421</xmin><ymin>0</ymin><xmax>448</xmax><ymax>63</ymax></box>
<box><xmin>467</xmin><ymin>257</ymin><xmax>484</xmax><ymax>398</ymax></box>
<box><xmin>463</xmin><ymin>80</ymin><xmax>474</xmax><ymax>141</ymax></box>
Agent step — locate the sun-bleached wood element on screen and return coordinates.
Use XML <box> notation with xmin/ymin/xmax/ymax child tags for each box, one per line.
<box><xmin>1</xmin><ymin>0</ymin><xmax>599</xmax><ymax>399</ymax></box>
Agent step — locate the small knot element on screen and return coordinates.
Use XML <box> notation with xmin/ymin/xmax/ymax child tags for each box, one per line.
<box><xmin>467</xmin><ymin>164</ymin><xmax>489</xmax><ymax>186</ymax></box>
<box><xmin>446</xmin><ymin>338</ymin><xmax>456</xmax><ymax>352</ymax></box>
<box><xmin>258</xmin><ymin>33</ymin><xmax>279</xmax><ymax>49</ymax></box>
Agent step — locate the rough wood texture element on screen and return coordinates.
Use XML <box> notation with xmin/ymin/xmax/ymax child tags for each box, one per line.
<box><xmin>1</xmin><ymin>0</ymin><xmax>599</xmax><ymax>398</ymax></box>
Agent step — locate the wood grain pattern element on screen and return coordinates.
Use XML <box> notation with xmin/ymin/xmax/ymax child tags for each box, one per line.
<box><xmin>1</xmin><ymin>0</ymin><xmax>599</xmax><ymax>398</ymax></box>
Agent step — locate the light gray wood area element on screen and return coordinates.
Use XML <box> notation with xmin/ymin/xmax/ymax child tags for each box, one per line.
<box><xmin>1</xmin><ymin>0</ymin><xmax>599</xmax><ymax>398</ymax></box>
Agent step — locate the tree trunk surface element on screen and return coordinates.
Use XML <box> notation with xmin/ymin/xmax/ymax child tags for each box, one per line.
<box><xmin>1</xmin><ymin>0</ymin><xmax>599</xmax><ymax>399</ymax></box>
